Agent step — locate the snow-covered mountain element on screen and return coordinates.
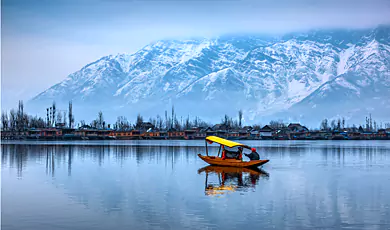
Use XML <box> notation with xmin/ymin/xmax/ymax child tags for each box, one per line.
<box><xmin>29</xmin><ymin>25</ymin><xmax>390</xmax><ymax>126</ymax></box>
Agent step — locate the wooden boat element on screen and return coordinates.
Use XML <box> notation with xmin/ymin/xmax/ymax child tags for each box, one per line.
<box><xmin>198</xmin><ymin>136</ymin><xmax>269</xmax><ymax>168</ymax></box>
<box><xmin>198</xmin><ymin>154</ymin><xmax>269</xmax><ymax>168</ymax></box>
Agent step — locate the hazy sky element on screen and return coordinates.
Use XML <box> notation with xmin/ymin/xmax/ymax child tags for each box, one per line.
<box><xmin>2</xmin><ymin>0</ymin><xmax>390</xmax><ymax>110</ymax></box>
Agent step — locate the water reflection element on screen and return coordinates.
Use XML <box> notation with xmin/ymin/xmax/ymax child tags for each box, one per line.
<box><xmin>68</xmin><ymin>146</ymin><xmax>72</xmax><ymax>176</ymax></box>
<box><xmin>198</xmin><ymin>166</ymin><xmax>269</xmax><ymax>196</ymax></box>
<box><xmin>2</xmin><ymin>141</ymin><xmax>390</xmax><ymax>230</ymax></box>
<box><xmin>45</xmin><ymin>146</ymin><xmax>55</xmax><ymax>177</ymax></box>
<box><xmin>2</xmin><ymin>142</ymin><xmax>390</xmax><ymax>180</ymax></box>
<box><xmin>318</xmin><ymin>143</ymin><xmax>390</xmax><ymax>166</ymax></box>
<box><xmin>2</xmin><ymin>144</ymin><xmax>206</xmax><ymax>179</ymax></box>
<box><xmin>1</xmin><ymin>144</ymin><xmax>29</xmax><ymax>179</ymax></box>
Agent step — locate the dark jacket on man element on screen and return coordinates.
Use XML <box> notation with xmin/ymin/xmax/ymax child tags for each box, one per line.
<box><xmin>245</xmin><ymin>151</ymin><xmax>260</xmax><ymax>160</ymax></box>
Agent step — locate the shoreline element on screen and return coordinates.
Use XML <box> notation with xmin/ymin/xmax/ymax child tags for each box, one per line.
<box><xmin>2</xmin><ymin>137</ymin><xmax>389</xmax><ymax>141</ymax></box>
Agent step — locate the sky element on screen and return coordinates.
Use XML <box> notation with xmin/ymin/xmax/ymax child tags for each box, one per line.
<box><xmin>1</xmin><ymin>0</ymin><xmax>390</xmax><ymax>110</ymax></box>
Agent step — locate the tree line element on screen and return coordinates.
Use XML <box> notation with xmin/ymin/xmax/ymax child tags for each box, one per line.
<box><xmin>112</xmin><ymin>107</ymin><xmax>246</xmax><ymax>131</ymax></box>
<box><xmin>1</xmin><ymin>100</ymin><xmax>389</xmax><ymax>132</ymax></box>
<box><xmin>1</xmin><ymin>101</ymin><xmax>249</xmax><ymax>132</ymax></box>
<box><xmin>319</xmin><ymin>114</ymin><xmax>389</xmax><ymax>132</ymax></box>
<box><xmin>1</xmin><ymin>101</ymin><xmax>75</xmax><ymax>132</ymax></box>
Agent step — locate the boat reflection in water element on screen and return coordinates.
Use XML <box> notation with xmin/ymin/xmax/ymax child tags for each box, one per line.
<box><xmin>197</xmin><ymin>166</ymin><xmax>269</xmax><ymax>196</ymax></box>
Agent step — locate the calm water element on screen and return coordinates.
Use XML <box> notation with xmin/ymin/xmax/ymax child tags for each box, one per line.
<box><xmin>2</xmin><ymin>140</ymin><xmax>390</xmax><ymax>230</ymax></box>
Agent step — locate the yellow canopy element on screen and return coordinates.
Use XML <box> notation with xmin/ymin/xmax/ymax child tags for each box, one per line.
<box><xmin>206</xmin><ymin>136</ymin><xmax>249</xmax><ymax>148</ymax></box>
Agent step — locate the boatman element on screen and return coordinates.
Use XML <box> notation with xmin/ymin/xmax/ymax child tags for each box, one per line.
<box><xmin>245</xmin><ymin>148</ymin><xmax>260</xmax><ymax>161</ymax></box>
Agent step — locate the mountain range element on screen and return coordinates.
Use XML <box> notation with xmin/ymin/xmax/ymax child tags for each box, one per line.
<box><xmin>29</xmin><ymin>25</ymin><xmax>390</xmax><ymax>127</ymax></box>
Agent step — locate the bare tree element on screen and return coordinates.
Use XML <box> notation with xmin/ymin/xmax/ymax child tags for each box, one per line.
<box><xmin>37</xmin><ymin>117</ymin><xmax>46</xmax><ymax>128</ymax></box>
<box><xmin>171</xmin><ymin>106</ymin><xmax>175</xmax><ymax>129</ymax></box>
<box><xmin>16</xmin><ymin>100</ymin><xmax>25</xmax><ymax>131</ymax></box>
<box><xmin>52</xmin><ymin>101</ymin><xmax>56</xmax><ymax>127</ymax></box>
<box><xmin>185</xmin><ymin>115</ymin><xmax>191</xmax><ymax>130</ymax></box>
<box><xmin>28</xmin><ymin>115</ymin><xmax>46</xmax><ymax>128</ymax></box>
<box><xmin>49</xmin><ymin>107</ymin><xmax>52</xmax><ymax>126</ymax></box>
<box><xmin>164</xmin><ymin>110</ymin><xmax>168</xmax><ymax>130</ymax></box>
<box><xmin>330</xmin><ymin>120</ymin><xmax>336</xmax><ymax>131</ymax></box>
<box><xmin>46</xmin><ymin>108</ymin><xmax>49</xmax><ymax>127</ymax></box>
<box><xmin>369</xmin><ymin>113</ymin><xmax>373</xmax><ymax>131</ymax></box>
<box><xmin>222</xmin><ymin>115</ymin><xmax>229</xmax><ymax>126</ymax></box>
<box><xmin>1</xmin><ymin>111</ymin><xmax>9</xmax><ymax>130</ymax></box>
<box><xmin>229</xmin><ymin>117</ymin><xmax>234</xmax><ymax>129</ymax></box>
<box><xmin>68</xmin><ymin>101</ymin><xmax>74</xmax><ymax>128</ymax></box>
<box><xmin>174</xmin><ymin>116</ymin><xmax>181</xmax><ymax>130</ymax></box>
<box><xmin>97</xmin><ymin>111</ymin><xmax>104</xmax><ymax>129</ymax></box>
<box><xmin>193</xmin><ymin>116</ymin><xmax>199</xmax><ymax>127</ymax></box>
<box><xmin>238</xmin><ymin>109</ymin><xmax>243</xmax><ymax>128</ymax></box>
<box><xmin>23</xmin><ymin>114</ymin><xmax>29</xmax><ymax>129</ymax></box>
<box><xmin>57</xmin><ymin>112</ymin><xmax>63</xmax><ymax>125</ymax></box>
<box><xmin>156</xmin><ymin>115</ymin><xmax>163</xmax><ymax>130</ymax></box>
<box><xmin>233</xmin><ymin>120</ymin><xmax>239</xmax><ymax>129</ymax></box>
<box><xmin>197</xmin><ymin>117</ymin><xmax>210</xmax><ymax>128</ymax></box>
<box><xmin>149</xmin><ymin>117</ymin><xmax>157</xmax><ymax>129</ymax></box>
<box><xmin>320</xmin><ymin>119</ymin><xmax>329</xmax><ymax>131</ymax></box>
<box><xmin>136</xmin><ymin>114</ymin><xmax>143</xmax><ymax>129</ymax></box>
<box><xmin>63</xmin><ymin>111</ymin><xmax>67</xmax><ymax>127</ymax></box>
<box><xmin>337</xmin><ymin>118</ymin><xmax>341</xmax><ymax>130</ymax></box>
<box><xmin>28</xmin><ymin>115</ymin><xmax>34</xmax><ymax>128</ymax></box>
<box><xmin>115</xmin><ymin>116</ymin><xmax>131</xmax><ymax>130</ymax></box>
<box><xmin>30</xmin><ymin>116</ymin><xmax>44</xmax><ymax>128</ymax></box>
<box><xmin>9</xmin><ymin>109</ymin><xmax>17</xmax><ymax>132</ymax></box>
<box><xmin>91</xmin><ymin>120</ymin><xmax>98</xmax><ymax>129</ymax></box>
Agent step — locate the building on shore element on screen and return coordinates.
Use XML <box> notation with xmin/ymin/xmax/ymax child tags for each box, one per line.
<box><xmin>2</xmin><ymin>122</ymin><xmax>390</xmax><ymax>141</ymax></box>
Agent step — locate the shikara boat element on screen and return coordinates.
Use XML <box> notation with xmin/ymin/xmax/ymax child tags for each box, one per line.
<box><xmin>198</xmin><ymin>136</ymin><xmax>269</xmax><ymax>168</ymax></box>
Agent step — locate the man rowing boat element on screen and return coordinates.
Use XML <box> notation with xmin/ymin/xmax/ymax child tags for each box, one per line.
<box><xmin>244</xmin><ymin>148</ymin><xmax>260</xmax><ymax>161</ymax></box>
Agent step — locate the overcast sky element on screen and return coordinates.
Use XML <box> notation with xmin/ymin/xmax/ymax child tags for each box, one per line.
<box><xmin>2</xmin><ymin>0</ymin><xmax>390</xmax><ymax>110</ymax></box>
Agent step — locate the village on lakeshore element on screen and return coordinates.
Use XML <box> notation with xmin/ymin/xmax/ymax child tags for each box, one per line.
<box><xmin>1</xmin><ymin>101</ymin><xmax>390</xmax><ymax>141</ymax></box>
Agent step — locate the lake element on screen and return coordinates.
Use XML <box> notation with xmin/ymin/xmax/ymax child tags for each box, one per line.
<box><xmin>2</xmin><ymin>140</ymin><xmax>390</xmax><ymax>230</ymax></box>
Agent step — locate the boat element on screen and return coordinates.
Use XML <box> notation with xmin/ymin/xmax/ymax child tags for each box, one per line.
<box><xmin>197</xmin><ymin>136</ymin><xmax>269</xmax><ymax>168</ymax></box>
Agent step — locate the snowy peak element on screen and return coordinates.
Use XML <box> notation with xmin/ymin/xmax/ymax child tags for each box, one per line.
<box><xmin>30</xmin><ymin>26</ymin><xmax>390</xmax><ymax>125</ymax></box>
<box><xmin>177</xmin><ymin>68</ymin><xmax>245</xmax><ymax>99</ymax></box>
